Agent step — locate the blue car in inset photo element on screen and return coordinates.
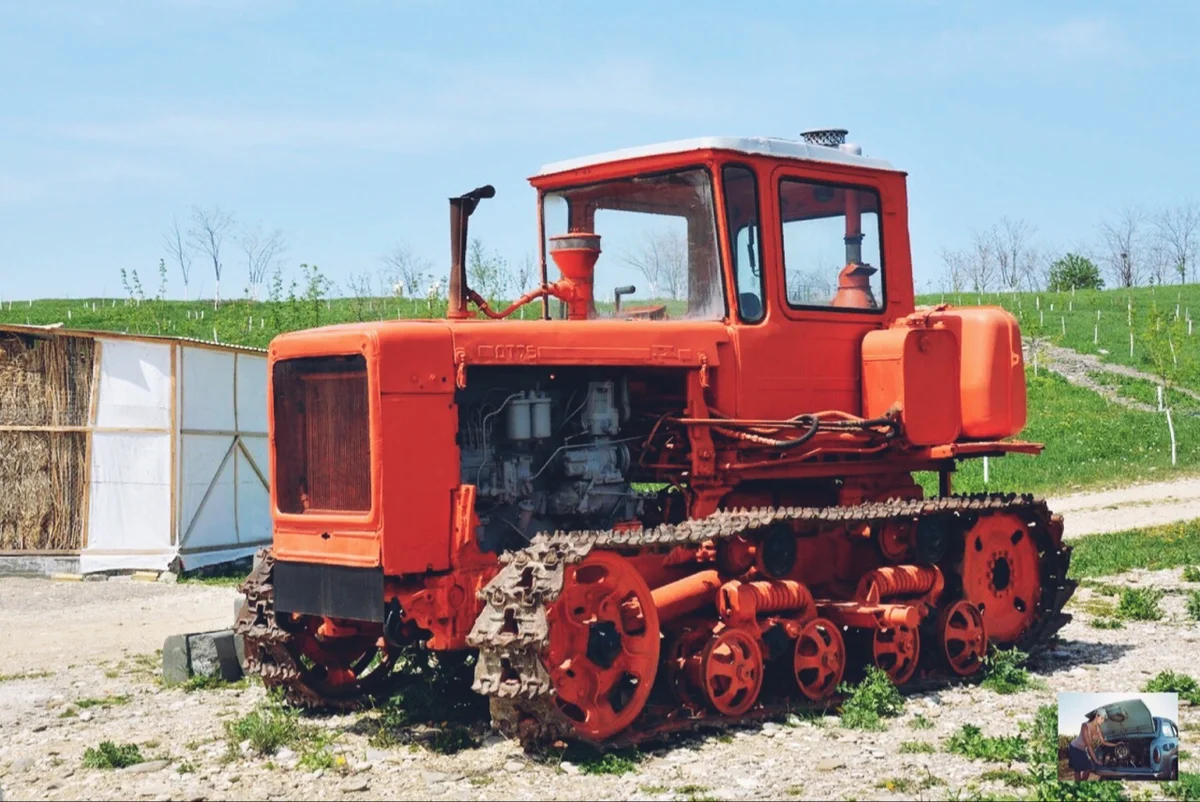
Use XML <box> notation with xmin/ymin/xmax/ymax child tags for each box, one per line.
<box><xmin>1067</xmin><ymin>698</ymin><xmax>1179</xmax><ymax>781</ymax></box>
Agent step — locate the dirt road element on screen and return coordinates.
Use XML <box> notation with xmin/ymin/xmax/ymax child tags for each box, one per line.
<box><xmin>1048</xmin><ymin>474</ymin><xmax>1200</xmax><ymax>539</ymax></box>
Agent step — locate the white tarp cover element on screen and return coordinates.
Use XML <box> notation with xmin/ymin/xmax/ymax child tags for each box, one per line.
<box><xmin>79</xmin><ymin>339</ymin><xmax>270</xmax><ymax>574</ymax></box>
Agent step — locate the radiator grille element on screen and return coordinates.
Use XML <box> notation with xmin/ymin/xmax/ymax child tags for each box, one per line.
<box><xmin>273</xmin><ymin>355</ymin><xmax>371</xmax><ymax>514</ymax></box>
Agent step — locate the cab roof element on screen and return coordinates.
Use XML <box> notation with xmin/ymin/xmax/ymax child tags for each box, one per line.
<box><xmin>534</xmin><ymin>136</ymin><xmax>899</xmax><ymax>178</ymax></box>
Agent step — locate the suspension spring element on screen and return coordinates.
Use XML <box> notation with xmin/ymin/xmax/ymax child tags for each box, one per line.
<box><xmin>856</xmin><ymin>565</ymin><xmax>943</xmax><ymax>602</ymax></box>
<box><xmin>717</xmin><ymin>579</ymin><xmax>814</xmax><ymax>624</ymax></box>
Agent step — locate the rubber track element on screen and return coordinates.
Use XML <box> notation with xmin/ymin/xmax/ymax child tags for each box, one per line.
<box><xmin>466</xmin><ymin>493</ymin><xmax>1076</xmax><ymax>750</ymax></box>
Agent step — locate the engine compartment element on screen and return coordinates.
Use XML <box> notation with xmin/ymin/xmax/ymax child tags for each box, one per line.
<box><xmin>457</xmin><ymin>367</ymin><xmax>668</xmax><ymax>553</ymax></box>
<box><xmin>1098</xmin><ymin>739</ymin><xmax>1153</xmax><ymax>770</ymax></box>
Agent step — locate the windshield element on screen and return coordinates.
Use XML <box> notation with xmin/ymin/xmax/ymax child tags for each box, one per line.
<box><xmin>542</xmin><ymin>167</ymin><xmax>725</xmax><ymax>320</ymax></box>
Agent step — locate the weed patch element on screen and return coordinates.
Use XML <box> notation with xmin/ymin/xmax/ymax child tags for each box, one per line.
<box><xmin>76</xmin><ymin>694</ymin><xmax>132</xmax><ymax>709</ymax></box>
<box><xmin>1143</xmin><ymin>671</ymin><xmax>1200</xmax><ymax>704</ymax></box>
<box><xmin>224</xmin><ymin>705</ymin><xmax>304</xmax><ymax>756</ymax></box>
<box><xmin>1187</xmin><ymin>591</ymin><xmax>1200</xmax><ymax>620</ymax></box>
<box><xmin>1184</xmin><ymin>566</ymin><xmax>1200</xmax><ymax>583</ymax></box>
<box><xmin>365</xmin><ymin>647</ymin><xmax>487</xmax><ymax>754</ymax></box>
<box><xmin>1116</xmin><ymin>587</ymin><xmax>1164</xmax><ymax>620</ymax></box>
<box><xmin>899</xmin><ymin>740</ymin><xmax>935</xmax><ymax>753</ymax></box>
<box><xmin>1164</xmin><ymin>772</ymin><xmax>1200</xmax><ymax>801</ymax></box>
<box><xmin>572</xmin><ymin>749</ymin><xmax>640</xmax><ymax>776</ymax></box>
<box><xmin>838</xmin><ymin>666</ymin><xmax>903</xmax><ymax>730</ymax></box>
<box><xmin>945</xmin><ymin>724</ymin><xmax>1029</xmax><ymax>763</ymax></box>
<box><xmin>182</xmin><ymin>673</ymin><xmax>249</xmax><ymax>693</ymax></box>
<box><xmin>1091</xmin><ymin>617</ymin><xmax>1125</xmax><ymax>629</ymax></box>
<box><xmin>981</xmin><ymin>768</ymin><xmax>1033</xmax><ymax>787</ymax></box>
<box><xmin>82</xmin><ymin>741</ymin><xmax>144</xmax><ymax>769</ymax></box>
<box><xmin>908</xmin><ymin>714</ymin><xmax>934</xmax><ymax>730</ymax></box>
<box><xmin>0</xmin><ymin>670</ymin><xmax>52</xmax><ymax>683</ymax></box>
<box><xmin>981</xmin><ymin>647</ymin><xmax>1038</xmax><ymax>694</ymax></box>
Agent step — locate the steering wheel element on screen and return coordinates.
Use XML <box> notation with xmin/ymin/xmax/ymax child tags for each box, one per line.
<box><xmin>739</xmin><ymin>292</ymin><xmax>764</xmax><ymax>322</ymax></box>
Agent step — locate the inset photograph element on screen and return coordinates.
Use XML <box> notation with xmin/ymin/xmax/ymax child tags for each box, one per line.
<box><xmin>1059</xmin><ymin>692</ymin><xmax>1180</xmax><ymax>782</ymax></box>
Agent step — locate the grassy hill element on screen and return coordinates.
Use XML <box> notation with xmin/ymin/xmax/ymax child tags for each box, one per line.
<box><xmin>917</xmin><ymin>284</ymin><xmax>1200</xmax><ymax>394</ymax></box>
<box><xmin>4</xmin><ymin>285</ymin><xmax>1200</xmax><ymax>496</ymax></box>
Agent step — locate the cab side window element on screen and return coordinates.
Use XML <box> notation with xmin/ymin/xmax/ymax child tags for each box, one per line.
<box><xmin>778</xmin><ymin>178</ymin><xmax>884</xmax><ymax>312</ymax></box>
<box><xmin>722</xmin><ymin>165</ymin><xmax>764</xmax><ymax>323</ymax></box>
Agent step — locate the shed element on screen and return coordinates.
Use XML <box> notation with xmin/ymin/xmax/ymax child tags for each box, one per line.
<box><xmin>0</xmin><ymin>324</ymin><xmax>270</xmax><ymax>574</ymax></box>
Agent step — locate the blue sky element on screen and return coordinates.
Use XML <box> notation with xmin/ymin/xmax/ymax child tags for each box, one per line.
<box><xmin>2</xmin><ymin>1</ymin><xmax>1198</xmax><ymax>301</ymax></box>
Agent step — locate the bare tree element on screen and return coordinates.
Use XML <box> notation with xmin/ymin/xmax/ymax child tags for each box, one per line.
<box><xmin>939</xmin><ymin>247</ymin><xmax>968</xmax><ymax>294</ymax></box>
<box><xmin>1156</xmin><ymin>200</ymin><xmax>1200</xmax><ymax>284</ymax></box>
<box><xmin>514</xmin><ymin>253</ymin><xmax>537</xmax><ymax>292</ymax></box>
<box><xmin>965</xmin><ymin>229</ymin><xmax>998</xmax><ymax>292</ymax></box>
<box><xmin>161</xmin><ymin>215</ymin><xmax>193</xmax><ymax>300</ymax></box>
<box><xmin>239</xmin><ymin>223</ymin><xmax>287</xmax><ymax>302</ymax></box>
<box><xmin>381</xmin><ymin>243</ymin><xmax>433</xmax><ymax>298</ymax></box>
<box><xmin>622</xmin><ymin>229</ymin><xmax>687</xmax><ymax>300</ymax></box>
<box><xmin>1099</xmin><ymin>203</ymin><xmax>1147</xmax><ymax>288</ymax></box>
<box><xmin>988</xmin><ymin>217</ymin><xmax>1039</xmax><ymax>292</ymax></box>
<box><xmin>188</xmin><ymin>205</ymin><xmax>237</xmax><ymax>304</ymax></box>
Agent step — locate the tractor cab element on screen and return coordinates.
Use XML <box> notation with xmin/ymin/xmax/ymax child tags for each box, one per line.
<box><xmin>445</xmin><ymin>130</ymin><xmax>909</xmax><ymax>326</ymax></box>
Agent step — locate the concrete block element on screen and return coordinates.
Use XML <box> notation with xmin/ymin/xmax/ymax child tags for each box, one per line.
<box><xmin>232</xmin><ymin>597</ymin><xmax>248</xmax><ymax>669</ymax></box>
<box><xmin>162</xmin><ymin>634</ymin><xmax>191</xmax><ymax>686</ymax></box>
<box><xmin>161</xmin><ymin>629</ymin><xmax>244</xmax><ymax>686</ymax></box>
<box><xmin>188</xmin><ymin>630</ymin><xmax>243</xmax><ymax>682</ymax></box>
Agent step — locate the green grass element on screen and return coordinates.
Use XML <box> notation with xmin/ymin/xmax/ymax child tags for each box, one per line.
<box><xmin>76</xmin><ymin>694</ymin><xmax>132</xmax><ymax>709</ymax></box>
<box><xmin>918</xmin><ymin>285</ymin><xmax>1200</xmax><ymax>394</ymax></box>
<box><xmin>0</xmin><ymin>670</ymin><xmax>52</xmax><ymax>683</ymax></box>
<box><xmin>944</xmin><ymin>724</ymin><xmax>1029</xmax><ymax>763</ymax></box>
<box><xmin>981</xmin><ymin>647</ymin><xmax>1037</xmax><ymax>694</ymax></box>
<box><xmin>1087</xmin><ymin>370</ymin><xmax>1200</xmax><ymax>412</ymax></box>
<box><xmin>875</xmin><ymin>773</ymin><xmax>945</xmax><ymax>794</ymax></box>
<box><xmin>1091</xmin><ymin>617</ymin><xmax>1125</xmax><ymax>629</ymax></box>
<box><xmin>837</xmin><ymin>666</ymin><xmax>904</xmax><ymax>731</ymax></box>
<box><xmin>1188</xmin><ymin>590</ymin><xmax>1200</xmax><ymax>620</ymax></box>
<box><xmin>365</xmin><ymin>647</ymin><xmax>487</xmax><ymax>755</ymax></box>
<box><xmin>908</xmin><ymin>714</ymin><xmax>934</xmax><ymax>730</ymax></box>
<box><xmin>980</xmin><ymin>768</ymin><xmax>1033</xmax><ymax>787</ymax></box>
<box><xmin>1184</xmin><ymin>565</ymin><xmax>1200</xmax><ymax>582</ymax></box>
<box><xmin>1116</xmin><ymin>587</ymin><xmax>1165</xmax><ymax>620</ymax></box>
<box><xmin>899</xmin><ymin>740</ymin><xmax>935</xmax><ymax>753</ymax></box>
<box><xmin>181</xmin><ymin>673</ymin><xmax>250</xmax><ymax>692</ymax></box>
<box><xmin>1142</xmin><ymin>670</ymin><xmax>1200</xmax><ymax>704</ymax></box>
<box><xmin>575</xmin><ymin>750</ymin><xmax>641</xmax><ymax>776</ymax></box>
<box><xmin>1164</xmin><ymin>773</ymin><xmax>1200</xmax><ymax>801</ymax></box>
<box><xmin>224</xmin><ymin>704</ymin><xmax>305</xmax><ymax>756</ymax></box>
<box><xmin>82</xmin><ymin>741</ymin><xmax>144</xmax><ymax>769</ymax></box>
<box><xmin>1070</xmin><ymin>520</ymin><xmax>1200</xmax><ymax>578</ymax></box>
<box><xmin>920</xmin><ymin>369</ymin><xmax>1200</xmax><ymax>498</ymax></box>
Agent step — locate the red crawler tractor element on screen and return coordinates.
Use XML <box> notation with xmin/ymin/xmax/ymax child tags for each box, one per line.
<box><xmin>236</xmin><ymin>129</ymin><xmax>1075</xmax><ymax>747</ymax></box>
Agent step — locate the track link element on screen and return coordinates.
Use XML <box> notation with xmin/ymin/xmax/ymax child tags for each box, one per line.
<box><xmin>467</xmin><ymin>493</ymin><xmax>1075</xmax><ymax>749</ymax></box>
<box><xmin>234</xmin><ymin>551</ymin><xmax>382</xmax><ymax>711</ymax></box>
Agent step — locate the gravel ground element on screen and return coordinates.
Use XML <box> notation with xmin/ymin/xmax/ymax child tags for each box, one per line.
<box><xmin>0</xmin><ymin>568</ymin><xmax>1197</xmax><ymax>802</ymax></box>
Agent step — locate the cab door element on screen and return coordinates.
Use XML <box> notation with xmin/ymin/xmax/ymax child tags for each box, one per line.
<box><xmin>729</xmin><ymin>161</ymin><xmax>911</xmax><ymax>420</ymax></box>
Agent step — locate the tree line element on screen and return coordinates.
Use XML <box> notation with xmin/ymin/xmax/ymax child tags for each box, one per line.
<box><xmin>938</xmin><ymin>201</ymin><xmax>1199</xmax><ymax>293</ymax></box>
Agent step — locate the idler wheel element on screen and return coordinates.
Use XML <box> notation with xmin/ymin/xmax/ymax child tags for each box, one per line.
<box><xmin>544</xmin><ymin>552</ymin><xmax>660</xmax><ymax>740</ymax></box>
<box><xmin>872</xmin><ymin>623</ymin><xmax>919</xmax><ymax>685</ymax></box>
<box><xmin>792</xmin><ymin>617</ymin><xmax>846</xmax><ymax>701</ymax></box>
<box><xmin>699</xmin><ymin>627</ymin><xmax>764</xmax><ymax>716</ymax></box>
<box><xmin>939</xmin><ymin>599</ymin><xmax>987</xmax><ymax>677</ymax></box>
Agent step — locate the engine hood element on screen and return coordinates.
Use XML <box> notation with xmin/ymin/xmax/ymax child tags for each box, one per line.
<box><xmin>1090</xmin><ymin>699</ymin><xmax>1156</xmax><ymax>739</ymax></box>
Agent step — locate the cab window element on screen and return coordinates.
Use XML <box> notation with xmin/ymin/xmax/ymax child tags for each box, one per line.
<box><xmin>722</xmin><ymin>165</ymin><xmax>764</xmax><ymax>322</ymax></box>
<box><xmin>778</xmin><ymin>178</ymin><xmax>884</xmax><ymax>312</ymax></box>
